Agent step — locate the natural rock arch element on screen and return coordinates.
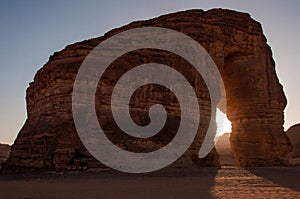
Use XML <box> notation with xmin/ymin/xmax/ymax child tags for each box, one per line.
<box><xmin>4</xmin><ymin>9</ymin><xmax>291</xmax><ymax>172</ymax></box>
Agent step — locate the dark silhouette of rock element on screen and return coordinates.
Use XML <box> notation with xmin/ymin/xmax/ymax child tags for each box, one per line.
<box><xmin>3</xmin><ymin>9</ymin><xmax>291</xmax><ymax>172</ymax></box>
<box><xmin>0</xmin><ymin>143</ymin><xmax>10</xmax><ymax>166</ymax></box>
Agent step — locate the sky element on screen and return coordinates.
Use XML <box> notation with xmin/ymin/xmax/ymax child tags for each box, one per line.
<box><xmin>0</xmin><ymin>0</ymin><xmax>299</xmax><ymax>144</ymax></box>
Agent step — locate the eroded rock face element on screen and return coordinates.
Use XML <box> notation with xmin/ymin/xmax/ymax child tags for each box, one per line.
<box><xmin>286</xmin><ymin>124</ymin><xmax>300</xmax><ymax>158</ymax></box>
<box><xmin>4</xmin><ymin>9</ymin><xmax>291</xmax><ymax>172</ymax></box>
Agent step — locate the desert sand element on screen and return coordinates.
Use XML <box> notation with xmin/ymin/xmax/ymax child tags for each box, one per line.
<box><xmin>0</xmin><ymin>167</ymin><xmax>299</xmax><ymax>199</ymax></box>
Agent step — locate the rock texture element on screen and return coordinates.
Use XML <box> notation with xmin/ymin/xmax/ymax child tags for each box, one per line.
<box><xmin>286</xmin><ymin>124</ymin><xmax>300</xmax><ymax>158</ymax></box>
<box><xmin>215</xmin><ymin>133</ymin><xmax>236</xmax><ymax>166</ymax></box>
<box><xmin>4</xmin><ymin>9</ymin><xmax>291</xmax><ymax>172</ymax></box>
<box><xmin>0</xmin><ymin>143</ymin><xmax>10</xmax><ymax>166</ymax></box>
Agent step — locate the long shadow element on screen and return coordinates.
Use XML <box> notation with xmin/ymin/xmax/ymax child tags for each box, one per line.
<box><xmin>246</xmin><ymin>166</ymin><xmax>300</xmax><ymax>192</ymax></box>
<box><xmin>216</xmin><ymin>133</ymin><xmax>300</xmax><ymax>193</ymax></box>
<box><xmin>0</xmin><ymin>167</ymin><xmax>219</xmax><ymax>199</ymax></box>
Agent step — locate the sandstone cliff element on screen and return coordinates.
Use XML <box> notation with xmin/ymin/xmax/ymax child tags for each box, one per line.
<box><xmin>4</xmin><ymin>9</ymin><xmax>291</xmax><ymax>172</ymax></box>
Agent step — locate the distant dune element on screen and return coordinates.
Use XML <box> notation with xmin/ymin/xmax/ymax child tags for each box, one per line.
<box><xmin>215</xmin><ymin>133</ymin><xmax>237</xmax><ymax>166</ymax></box>
<box><xmin>286</xmin><ymin>124</ymin><xmax>300</xmax><ymax>165</ymax></box>
<box><xmin>286</xmin><ymin>123</ymin><xmax>300</xmax><ymax>158</ymax></box>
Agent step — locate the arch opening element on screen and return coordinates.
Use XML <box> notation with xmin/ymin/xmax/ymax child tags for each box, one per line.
<box><xmin>215</xmin><ymin>109</ymin><xmax>237</xmax><ymax>166</ymax></box>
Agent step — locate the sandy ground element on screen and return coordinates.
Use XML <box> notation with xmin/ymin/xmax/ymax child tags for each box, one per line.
<box><xmin>0</xmin><ymin>167</ymin><xmax>299</xmax><ymax>199</ymax></box>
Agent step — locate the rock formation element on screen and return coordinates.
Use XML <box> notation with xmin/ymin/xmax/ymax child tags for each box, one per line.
<box><xmin>215</xmin><ymin>133</ymin><xmax>236</xmax><ymax>166</ymax></box>
<box><xmin>286</xmin><ymin>124</ymin><xmax>300</xmax><ymax>158</ymax></box>
<box><xmin>0</xmin><ymin>143</ymin><xmax>11</xmax><ymax>166</ymax></box>
<box><xmin>3</xmin><ymin>9</ymin><xmax>291</xmax><ymax>172</ymax></box>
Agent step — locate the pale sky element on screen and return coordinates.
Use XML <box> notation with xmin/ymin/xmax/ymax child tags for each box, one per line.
<box><xmin>0</xmin><ymin>1</ymin><xmax>299</xmax><ymax>144</ymax></box>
